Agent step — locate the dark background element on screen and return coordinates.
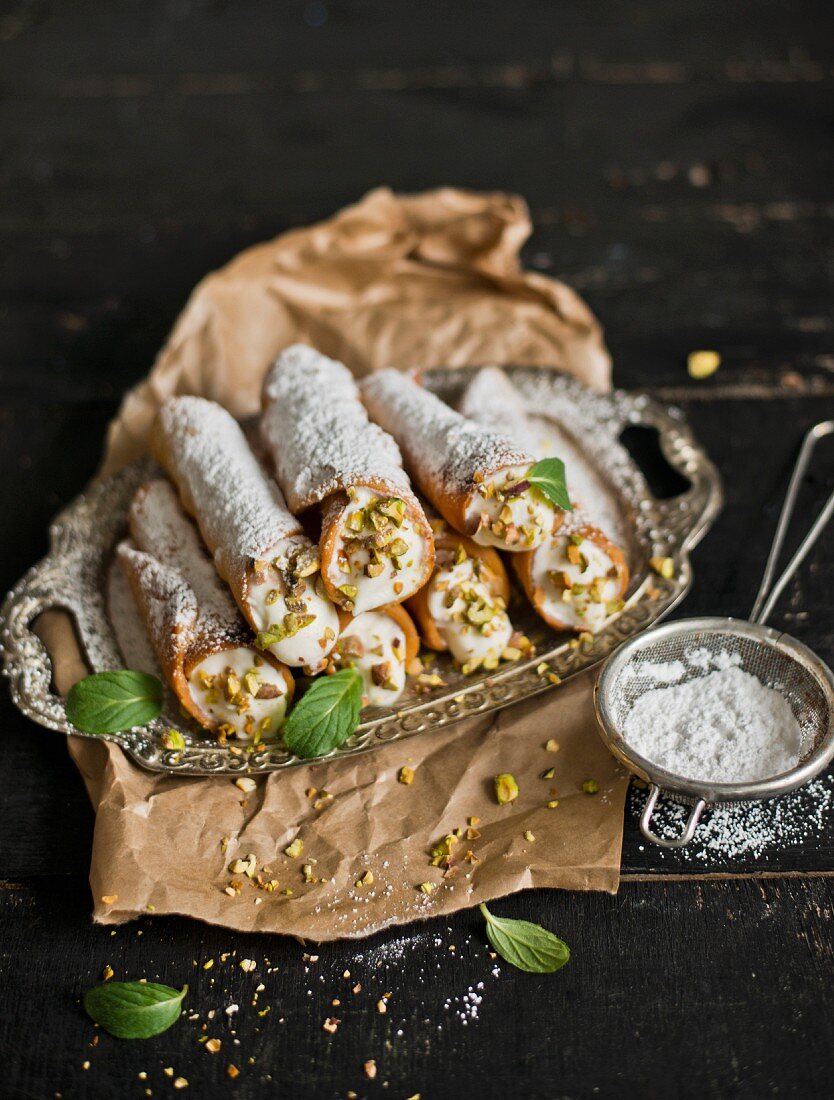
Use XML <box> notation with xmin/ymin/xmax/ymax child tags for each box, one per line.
<box><xmin>2</xmin><ymin>1</ymin><xmax>834</xmax><ymax>1096</ymax></box>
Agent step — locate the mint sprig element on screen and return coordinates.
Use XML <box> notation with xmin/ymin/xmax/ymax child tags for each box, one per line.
<box><xmin>66</xmin><ymin>670</ymin><xmax>164</xmax><ymax>735</ymax></box>
<box><xmin>282</xmin><ymin>668</ymin><xmax>363</xmax><ymax>759</ymax></box>
<box><xmin>527</xmin><ymin>457</ymin><xmax>573</xmax><ymax>512</ymax></box>
<box><xmin>480</xmin><ymin>903</ymin><xmax>570</xmax><ymax>973</ymax></box>
<box><xmin>83</xmin><ymin>980</ymin><xmax>187</xmax><ymax>1039</ymax></box>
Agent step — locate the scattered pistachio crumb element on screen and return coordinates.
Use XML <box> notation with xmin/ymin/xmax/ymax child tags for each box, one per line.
<box><xmin>419</xmin><ymin>882</ymin><xmax>437</xmax><ymax>896</ymax></box>
<box><xmin>582</xmin><ymin>779</ymin><xmax>600</xmax><ymax>795</ymax></box>
<box><xmin>547</xmin><ymin>799</ymin><xmax>560</xmax><ymax>809</ymax></box>
<box><xmin>494</xmin><ymin>773</ymin><xmax>519</xmax><ymax>805</ymax></box>
<box><xmin>687</xmin><ymin>349</ymin><xmax>721</xmax><ymax>379</ymax></box>
<box><xmin>284</xmin><ymin>838</ymin><xmax>303</xmax><ymax>858</ymax></box>
<box><xmin>355</xmin><ymin>870</ymin><xmax>374</xmax><ymax>887</ymax></box>
<box><xmin>240</xmin><ymin>959</ymin><xmax>256</xmax><ymax>973</ymax></box>
<box><xmin>398</xmin><ymin>766</ymin><xmax>414</xmax><ymax>785</ymax></box>
<box><xmin>542</xmin><ymin>767</ymin><xmax>555</xmax><ymax>779</ymax></box>
<box><xmin>524</xmin><ymin>830</ymin><xmax>536</xmax><ymax>842</ymax></box>
<box><xmin>100</xmin><ymin>894</ymin><xmax>118</xmax><ymax>905</ymax></box>
<box><xmin>545</xmin><ymin>739</ymin><xmax>560</xmax><ymax>753</ymax></box>
<box><xmin>649</xmin><ymin>555</ymin><xmax>675</xmax><ymax>579</ymax></box>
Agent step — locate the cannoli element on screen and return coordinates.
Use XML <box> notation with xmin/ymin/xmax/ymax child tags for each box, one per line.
<box><xmin>260</xmin><ymin>346</ymin><xmax>435</xmax><ymax>615</ymax></box>
<box><xmin>408</xmin><ymin>520</ymin><xmax>517</xmax><ymax>673</ymax></box>
<box><xmin>460</xmin><ymin>367</ymin><xmax>629</xmax><ymax>632</ymax></box>
<box><xmin>329</xmin><ymin>604</ymin><xmax>419</xmax><ymax>707</ymax></box>
<box><xmin>512</xmin><ymin>522</ymin><xmax>629</xmax><ymax>632</ymax></box>
<box><xmin>151</xmin><ymin>395</ymin><xmax>341</xmax><ymax>671</ymax></box>
<box><xmin>118</xmin><ymin>479</ymin><xmax>294</xmax><ymax>742</ymax></box>
<box><xmin>359</xmin><ymin>369</ymin><xmax>558</xmax><ymax>552</ymax></box>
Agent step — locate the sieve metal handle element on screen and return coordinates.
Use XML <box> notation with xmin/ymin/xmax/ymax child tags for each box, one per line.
<box><xmin>640</xmin><ymin>784</ymin><xmax>706</xmax><ymax>848</ymax></box>
<box><xmin>751</xmin><ymin>420</ymin><xmax>834</xmax><ymax>625</ymax></box>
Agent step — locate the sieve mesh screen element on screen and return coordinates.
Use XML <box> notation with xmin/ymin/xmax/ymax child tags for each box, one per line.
<box><xmin>608</xmin><ymin>628</ymin><xmax>832</xmax><ymax>761</ymax></box>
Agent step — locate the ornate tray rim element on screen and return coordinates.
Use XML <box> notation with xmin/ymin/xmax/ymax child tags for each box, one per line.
<box><xmin>1</xmin><ymin>367</ymin><xmax>723</xmax><ymax>776</ymax></box>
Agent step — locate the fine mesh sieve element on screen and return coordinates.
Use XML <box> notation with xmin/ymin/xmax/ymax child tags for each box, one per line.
<box><xmin>595</xmin><ymin>421</ymin><xmax>834</xmax><ymax>848</ymax></box>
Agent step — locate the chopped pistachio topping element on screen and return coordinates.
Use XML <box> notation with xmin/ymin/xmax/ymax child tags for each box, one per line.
<box><xmin>162</xmin><ymin>728</ymin><xmax>185</xmax><ymax>751</ymax></box>
<box><xmin>494</xmin><ymin>773</ymin><xmax>519</xmax><ymax>805</ymax></box>
<box><xmin>582</xmin><ymin>779</ymin><xmax>599</xmax><ymax>795</ymax></box>
<box><xmin>284</xmin><ymin>838</ymin><xmax>304</xmax><ymax>858</ymax></box>
<box><xmin>650</xmin><ymin>555</ymin><xmax>675</xmax><ymax>579</ymax></box>
<box><xmin>398</xmin><ymin>766</ymin><xmax>414</xmax><ymax>785</ymax></box>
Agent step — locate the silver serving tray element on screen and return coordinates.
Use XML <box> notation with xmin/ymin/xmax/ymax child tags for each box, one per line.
<box><xmin>1</xmin><ymin>367</ymin><xmax>722</xmax><ymax>775</ymax></box>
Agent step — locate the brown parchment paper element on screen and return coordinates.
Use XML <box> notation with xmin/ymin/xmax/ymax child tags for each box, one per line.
<box><xmin>37</xmin><ymin>187</ymin><xmax>629</xmax><ymax>940</ymax></box>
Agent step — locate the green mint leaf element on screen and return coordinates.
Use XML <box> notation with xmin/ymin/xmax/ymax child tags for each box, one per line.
<box><xmin>527</xmin><ymin>457</ymin><xmax>573</xmax><ymax>512</ymax></box>
<box><xmin>83</xmin><ymin>981</ymin><xmax>187</xmax><ymax>1039</ymax></box>
<box><xmin>282</xmin><ymin>668</ymin><xmax>363</xmax><ymax>759</ymax></box>
<box><xmin>66</xmin><ymin>670</ymin><xmax>164</xmax><ymax>735</ymax></box>
<box><xmin>480</xmin><ymin>903</ymin><xmax>570</xmax><ymax>974</ymax></box>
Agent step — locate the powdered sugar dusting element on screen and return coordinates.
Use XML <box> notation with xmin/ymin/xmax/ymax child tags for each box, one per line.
<box><xmin>360</xmin><ymin>369</ymin><xmax>532</xmax><ymax>498</ymax></box>
<box><xmin>623</xmin><ymin>662</ymin><xmax>804</xmax><ymax>784</ymax></box>
<box><xmin>154</xmin><ymin>396</ymin><xmax>306</xmax><ymax>581</ymax></box>
<box><xmin>262</xmin><ymin>346</ymin><xmax>415</xmax><ymax>512</ymax></box>
<box><xmin>129</xmin><ymin>479</ymin><xmax>242</xmax><ymax>632</ymax></box>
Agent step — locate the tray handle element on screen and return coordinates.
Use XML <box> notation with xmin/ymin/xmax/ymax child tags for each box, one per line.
<box><xmin>626</xmin><ymin>397</ymin><xmax>724</xmax><ymax>557</ymax></box>
<box><xmin>1</xmin><ymin>564</ymin><xmax>77</xmax><ymax>734</ymax></box>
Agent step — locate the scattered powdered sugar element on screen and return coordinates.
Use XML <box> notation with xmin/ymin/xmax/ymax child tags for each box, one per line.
<box><xmin>360</xmin><ymin>369</ymin><xmax>532</xmax><ymax>497</ymax></box>
<box><xmin>630</xmin><ymin>773</ymin><xmax>834</xmax><ymax>861</ymax></box>
<box><xmin>623</xmin><ymin>664</ymin><xmax>804</xmax><ymax>783</ymax></box>
<box><xmin>262</xmin><ymin>346</ymin><xmax>415</xmax><ymax>512</ymax></box>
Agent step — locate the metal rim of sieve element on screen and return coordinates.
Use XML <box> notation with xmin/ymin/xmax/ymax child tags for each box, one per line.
<box><xmin>594</xmin><ymin>616</ymin><xmax>834</xmax><ymax>846</ymax></box>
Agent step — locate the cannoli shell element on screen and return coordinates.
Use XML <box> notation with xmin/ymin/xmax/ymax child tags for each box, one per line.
<box><xmin>118</xmin><ymin>541</ymin><xmax>293</xmax><ymax>731</ymax></box>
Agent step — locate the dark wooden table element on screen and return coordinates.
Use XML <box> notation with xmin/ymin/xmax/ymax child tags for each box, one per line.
<box><xmin>3</xmin><ymin>2</ymin><xmax>834</xmax><ymax>1096</ymax></box>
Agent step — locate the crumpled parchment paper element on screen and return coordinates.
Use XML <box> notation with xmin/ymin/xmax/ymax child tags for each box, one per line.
<box><xmin>36</xmin><ymin>186</ymin><xmax>628</xmax><ymax>940</ymax></box>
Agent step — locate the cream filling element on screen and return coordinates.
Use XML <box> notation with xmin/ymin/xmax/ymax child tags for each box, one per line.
<box><xmin>466</xmin><ymin>464</ymin><xmax>554</xmax><ymax>551</ymax></box>
<box><xmin>326</xmin><ymin>486</ymin><xmax>427</xmax><ymax>614</ymax></box>
<box><xmin>333</xmin><ymin>610</ymin><xmax>408</xmax><ymax>707</ymax></box>
<box><xmin>246</xmin><ymin>543</ymin><xmax>341</xmax><ymax>672</ymax></box>
<box><xmin>531</xmin><ymin>532</ymin><xmax>623</xmax><ymax>632</ymax></box>
<box><xmin>426</xmin><ymin>553</ymin><xmax>513</xmax><ymax>668</ymax></box>
<box><xmin>189</xmin><ymin>648</ymin><xmax>289</xmax><ymax>742</ymax></box>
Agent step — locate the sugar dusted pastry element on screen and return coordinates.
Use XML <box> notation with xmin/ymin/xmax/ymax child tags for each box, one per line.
<box><xmin>152</xmin><ymin>395</ymin><xmax>341</xmax><ymax>671</ymax></box>
<box><xmin>460</xmin><ymin>367</ymin><xmax>629</xmax><ymax>633</ymax></box>
<box><xmin>329</xmin><ymin>604</ymin><xmax>419</xmax><ymax>707</ymax></box>
<box><xmin>119</xmin><ymin>480</ymin><xmax>293</xmax><ymax>742</ymax></box>
<box><xmin>408</xmin><ymin>521</ymin><xmax>516</xmax><ymax>673</ymax></box>
<box><xmin>261</xmin><ymin>346</ymin><xmax>434</xmax><ymax>615</ymax></box>
<box><xmin>360</xmin><ymin>369</ymin><xmax>558</xmax><ymax>551</ymax></box>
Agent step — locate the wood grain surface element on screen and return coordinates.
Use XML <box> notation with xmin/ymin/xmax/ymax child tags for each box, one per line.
<box><xmin>1</xmin><ymin>1</ymin><xmax>833</xmax><ymax>1095</ymax></box>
